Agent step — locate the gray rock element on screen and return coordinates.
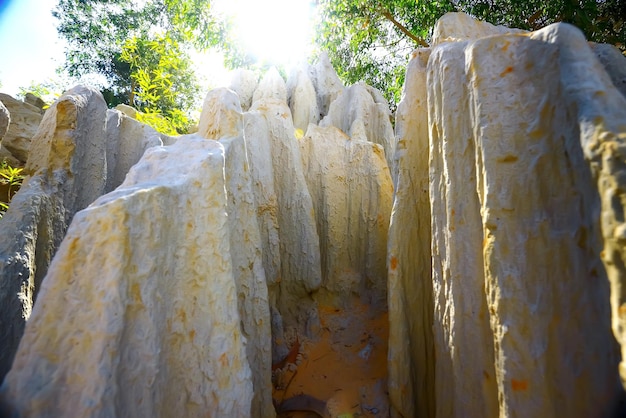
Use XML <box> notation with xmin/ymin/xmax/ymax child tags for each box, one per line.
<box><xmin>0</xmin><ymin>93</ymin><xmax>43</xmax><ymax>163</ymax></box>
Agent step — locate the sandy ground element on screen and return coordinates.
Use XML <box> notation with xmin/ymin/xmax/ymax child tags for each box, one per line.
<box><xmin>273</xmin><ymin>301</ymin><xmax>389</xmax><ymax>418</ymax></box>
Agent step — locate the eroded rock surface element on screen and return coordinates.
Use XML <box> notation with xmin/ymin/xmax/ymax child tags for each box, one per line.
<box><xmin>0</xmin><ymin>93</ymin><xmax>43</xmax><ymax>163</ymax></box>
<box><xmin>229</xmin><ymin>68</ymin><xmax>258</xmax><ymax>112</ymax></box>
<box><xmin>387</xmin><ymin>48</ymin><xmax>436</xmax><ymax>418</ymax></box>
<box><xmin>0</xmin><ymin>86</ymin><xmax>108</xmax><ymax>382</ymax></box>
<box><xmin>0</xmin><ymin>137</ymin><xmax>254</xmax><ymax>417</ymax></box>
<box><xmin>105</xmin><ymin>109</ymin><xmax>162</xmax><ymax>192</ymax></box>
<box><xmin>320</xmin><ymin>83</ymin><xmax>395</xmax><ymax>170</ymax></box>
<box><xmin>198</xmin><ymin>88</ymin><xmax>274</xmax><ymax>418</ymax></box>
<box><xmin>0</xmin><ymin>86</ymin><xmax>165</xmax><ymax>384</ymax></box>
<box><xmin>300</xmin><ymin>124</ymin><xmax>392</xmax><ymax>309</ymax></box>
<box><xmin>389</xmin><ymin>12</ymin><xmax>625</xmax><ymax>418</ymax></box>
<box><xmin>287</xmin><ymin>65</ymin><xmax>320</xmax><ymax>132</ymax></box>
<box><xmin>252</xmin><ymin>67</ymin><xmax>287</xmax><ymax>105</ymax></box>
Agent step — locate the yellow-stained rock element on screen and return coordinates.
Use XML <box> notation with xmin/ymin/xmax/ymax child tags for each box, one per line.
<box><xmin>390</xmin><ymin>13</ymin><xmax>625</xmax><ymax>418</ymax></box>
<box><xmin>197</xmin><ymin>87</ymin><xmax>244</xmax><ymax>140</ymax></box>
<box><xmin>0</xmin><ymin>136</ymin><xmax>254</xmax><ymax>417</ymax></box>
<box><xmin>387</xmin><ymin>48</ymin><xmax>437</xmax><ymax>418</ymax></box>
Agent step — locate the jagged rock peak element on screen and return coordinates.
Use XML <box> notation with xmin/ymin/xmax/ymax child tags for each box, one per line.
<box><xmin>320</xmin><ymin>82</ymin><xmax>395</xmax><ymax>169</ymax></box>
<box><xmin>198</xmin><ymin>87</ymin><xmax>243</xmax><ymax>140</ymax></box>
<box><xmin>286</xmin><ymin>64</ymin><xmax>320</xmax><ymax>132</ymax></box>
<box><xmin>252</xmin><ymin>67</ymin><xmax>287</xmax><ymax>105</ymax></box>
<box><xmin>311</xmin><ymin>51</ymin><xmax>344</xmax><ymax>119</ymax></box>
<box><xmin>229</xmin><ymin>68</ymin><xmax>259</xmax><ymax>112</ymax></box>
<box><xmin>432</xmin><ymin>11</ymin><xmax>526</xmax><ymax>45</ymax></box>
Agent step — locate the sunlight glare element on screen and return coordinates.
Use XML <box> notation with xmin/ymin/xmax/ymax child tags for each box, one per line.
<box><xmin>214</xmin><ymin>0</ymin><xmax>316</xmax><ymax>66</ymax></box>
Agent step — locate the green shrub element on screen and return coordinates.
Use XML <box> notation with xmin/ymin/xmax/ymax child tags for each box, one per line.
<box><xmin>0</xmin><ymin>160</ymin><xmax>24</xmax><ymax>218</ymax></box>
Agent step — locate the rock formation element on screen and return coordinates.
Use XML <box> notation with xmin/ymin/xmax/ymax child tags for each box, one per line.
<box><xmin>0</xmin><ymin>86</ymin><xmax>162</xmax><ymax>383</ymax></box>
<box><xmin>388</xmin><ymin>12</ymin><xmax>626</xmax><ymax>418</ymax></box>
<box><xmin>252</xmin><ymin>67</ymin><xmax>287</xmax><ymax>105</ymax></box>
<box><xmin>286</xmin><ymin>65</ymin><xmax>320</xmax><ymax>132</ymax></box>
<box><xmin>591</xmin><ymin>43</ymin><xmax>626</xmax><ymax>99</ymax></box>
<box><xmin>229</xmin><ymin>69</ymin><xmax>258</xmax><ymax>112</ymax></box>
<box><xmin>198</xmin><ymin>88</ymin><xmax>274</xmax><ymax>418</ymax></box>
<box><xmin>299</xmin><ymin>124</ymin><xmax>392</xmax><ymax>309</ymax></box>
<box><xmin>310</xmin><ymin>51</ymin><xmax>344</xmax><ymax>118</ymax></box>
<box><xmin>2</xmin><ymin>13</ymin><xmax>626</xmax><ymax>418</ymax></box>
<box><xmin>104</xmin><ymin>109</ymin><xmax>162</xmax><ymax>192</ymax></box>
<box><xmin>0</xmin><ymin>101</ymin><xmax>9</xmax><ymax>141</ymax></box>
<box><xmin>0</xmin><ymin>93</ymin><xmax>44</xmax><ymax>163</ymax></box>
<box><xmin>246</xmin><ymin>98</ymin><xmax>322</xmax><ymax>353</ymax></box>
<box><xmin>387</xmin><ymin>48</ymin><xmax>436</xmax><ymax>418</ymax></box>
<box><xmin>0</xmin><ymin>136</ymin><xmax>254</xmax><ymax>417</ymax></box>
<box><xmin>320</xmin><ymin>83</ymin><xmax>396</xmax><ymax>170</ymax></box>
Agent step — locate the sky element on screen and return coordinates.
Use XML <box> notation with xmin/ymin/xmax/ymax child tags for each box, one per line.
<box><xmin>0</xmin><ymin>0</ymin><xmax>317</xmax><ymax>97</ymax></box>
<box><xmin>0</xmin><ymin>0</ymin><xmax>66</xmax><ymax>96</ymax></box>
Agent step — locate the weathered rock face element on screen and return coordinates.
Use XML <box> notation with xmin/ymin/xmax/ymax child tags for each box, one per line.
<box><xmin>389</xmin><ymin>12</ymin><xmax>625</xmax><ymax>418</ymax></box>
<box><xmin>287</xmin><ymin>66</ymin><xmax>320</xmax><ymax>132</ymax></box>
<box><xmin>252</xmin><ymin>67</ymin><xmax>288</xmax><ymax>104</ymax></box>
<box><xmin>387</xmin><ymin>48</ymin><xmax>437</xmax><ymax>418</ymax></box>
<box><xmin>0</xmin><ymin>93</ymin><xmax>44</xmax><ymax>163</ymax></box>
<box><xmin>197</xmin><ymin>88</ymin><xmax>274</xmax><ymax>418</ymax></box>
<box><xmin>431</xmin><ymin>11</ymin><xmax>526</xmax><ymax>45</ymax></box>
<box><xmin>0</xmin><ymin>136</ymin><xmax>254</xmax><ymax>417</ymax></box>
<box><xmin>197</xmin><ymin>88</ymin><xmax>244</xmax><ymax>139</ymax></box>
<box><xmin>23</xmin><ymin>93</ymin><xmax>45</xmax><ymax>111</ymax></box>
<box><xmin>320</xmin><ymin>83</ymin><xmax>396</xmax><ymax>170</ymax></box>
<box><xmin>229</xmin><ymin>68</ymin><xmax>259</xmax><ymax>112</ymax></box>
<box><xmin>246</xmin><ymin>98</ymin><xmax>322</xmax><ymax>349</ymax></box>
<box><xmin>299</xmin><ymin>124</ymin><xmax>392</xmax><ymax>309</ymax></box>
<box><xmin>0</xmin><ymin>86</ymin><xmax>165</xmax><ymax>384</ymax></box>
<box><xmin>105</xmin><ymin>109</ymin><xmax>162</xmax><ymax>192</ymax></box>
<box><xmin>591</xmin><ymin>43</ymin><xmax>626</xmax><ymax>99</ymax></box>
<box><xmin>0</xmin><ymin>86</ymin><xmax>108</xmax><ymax>382</ymax></box>
<box><xmin>311</xmin><ymin>51</ymin><xmax>344</xmax><ymax>118</ymax></box>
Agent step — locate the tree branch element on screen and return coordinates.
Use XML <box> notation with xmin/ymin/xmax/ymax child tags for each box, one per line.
<box><xmin>380</xmin><ymin>10</ymin><xmax>429</xmax><ymax>47</ymax></box>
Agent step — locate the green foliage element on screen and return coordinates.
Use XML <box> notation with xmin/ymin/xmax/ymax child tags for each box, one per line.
<box><xmin>53</xmin><ymin>0</ymin><xmax>236</xmax><ymax>133</ymax></box>
<box><xmin>0</xmin><ymin>160</ymin><xmax>24</xmax><ymax>219</ymax></box>
<box><xmin>316</xmin><ymin>0</ymin><xmax>626</xmax><ymax>108</ymax></box>
<box><xmin>120</xmin><ymin>33</ymin><xmax>198</xmax><ymax>134</ymax></box>
<box><xmin>17</xmin><ymin>79</ymin><xmax>67</xmax><ymax>108</ymax></box>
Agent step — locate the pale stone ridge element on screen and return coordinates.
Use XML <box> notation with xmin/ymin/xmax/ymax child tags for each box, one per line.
<box><xmin>0</xmin><ymin>86</ymin><xmax>109</xmax><ymax>382</ymax></box>
<box><xmin>591</xmin><ymin>43</ymin><xmax>626</xmax><ymax>99</ymax></box>
<box><xmin>299</xmin><ymin>124</ymin><xmax>392</xmax><ymax>309</ymax></box>
<box><xmin>411</xmin><ymin>16</ymin><xmax>623</xmax><ymax>417</ymax></box>
<box><xmin>247</xmin><ymin>98</ymin><xmax>321</xmax><ymax>351</ymax></box>
<box><xmin>287</xmin><ymin>65</ymin><xmax>320</xmax><ymax>132</ymax></box>
<box><xmin>527</xmin><ymin>24</ymin><xmax>626</xmax><ymax>397</ymax></box>
<box><xmin>221</xmin><ymin>134</ymin><xmax>274</xmax><ymax>418</ymax></box>
<box><xmin>0</xmin><ymin>93</ymin><xmax>43</xmax><ymax>163</ymax></box>
<box><xmin>0</xmin><ymin>136</ymin><xmax>254</xmax><ymax>417</ymax></box>
<box><xmin>252</xmin><ymin>67</ymin><xmax>287</xmax><ymax>105</ymax></box>
<box><xmin>229</xmin><ymin>68</ymin><xmax>259</xmax><ymax>112</ymax></box>
<box><xmin>0</xmin><ymin>173</ymin><xmax>67</xmax><ymax>384</ymax></box>
<box><xmin>104</xmin><ymin>109</ymin><xmax>162</xmax><ymax>192</ymax></box>
<box><xmin>320</xmin><ymin>83</ymin><xmax>396</xmax><ymax>170</ymax></box>
<box><xmin>311</xmin><ymin>51</ymin><xmax>344</xmax><ymax>118</ymax></box>
<box><xmin>386</xmin><ymin>48</ymin><xmax>437</xmax><ymax>418</ymax></box>
<box><xmin>431</xmin><ymin>12</ymin><xmax>526</xmax><ymax>45</ymax></box>
<box><xmin>197</xmin><ymin>88</ymin><xmax>244</xmax><ymax>140</ymax></box>
<box><xmin>188</xmin><ymin>91</ymin><xmax>275</xmax><ymax>416</ymax></box>
<box><xmin>428</xmin><ymin>40</ymin><xmax>499</xmax><ymax>418</ymax></box>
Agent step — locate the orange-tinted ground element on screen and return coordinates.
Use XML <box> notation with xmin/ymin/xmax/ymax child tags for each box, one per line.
<box><xmin>273</xmin><ymin>302</ymin><xmax>389</xmax><ymax>417</ymax></box>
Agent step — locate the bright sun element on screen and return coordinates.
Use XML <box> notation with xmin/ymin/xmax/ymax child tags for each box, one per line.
<box><xmin>214</xmin><ymin>0</ymin><xmax>316</xmax><ymax>66</ymax></box>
